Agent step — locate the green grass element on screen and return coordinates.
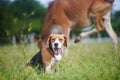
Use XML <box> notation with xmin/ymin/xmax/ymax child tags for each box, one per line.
<box><xmin>0</xmin><ymin>42</ymin><xmax>120</xmax><ymax>80</ymax></box>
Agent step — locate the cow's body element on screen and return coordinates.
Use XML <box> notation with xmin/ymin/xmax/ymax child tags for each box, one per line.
<box><xmin>39</xmin><ymin>0</ymin><xmax>117</xmax><ymax>52</ymax></box>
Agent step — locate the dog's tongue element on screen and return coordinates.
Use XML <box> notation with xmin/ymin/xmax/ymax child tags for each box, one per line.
<box><xmin>54</xmin><ymin>48</ymin><xmax>61</xmax><ymax>55</ymax></box>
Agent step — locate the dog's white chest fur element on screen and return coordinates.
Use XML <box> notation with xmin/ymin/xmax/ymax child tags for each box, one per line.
<box><xmin>54</xmin><ymin>54</ymin><xmax>62</xmax><ymax>61</ymax></box>
<box><xmin>45</xmin><ymin>57</ymin><xmax>61</xmax><ymax>73</ymax></box>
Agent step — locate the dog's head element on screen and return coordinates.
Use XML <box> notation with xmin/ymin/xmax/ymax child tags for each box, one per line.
<box><xmin>47</xmin><ymin>34</ymin><xmax>67</xmax><ymax>61</ymax></box>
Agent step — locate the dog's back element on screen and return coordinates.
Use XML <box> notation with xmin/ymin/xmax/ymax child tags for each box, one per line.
<box><xmin>26</xmin><ymin>51</ymin><xmax>44</xmax><ymax>71</ymax></box>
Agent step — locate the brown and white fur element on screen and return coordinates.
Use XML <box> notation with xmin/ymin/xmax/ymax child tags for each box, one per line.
<box><xmin>44</xmin><ymin>34</ymin><xmax>67</xmax><ymax>73</ymax></box>
<box><xmin>38</xmin><ymin>0</ymin><xmax>118</xmax><ymax>58</ymax></box>
<box><xmin>26</xmin><ymin>34</ymin><xmax>67</xmax><ymax>73</ymax></box>
<box><xmin>38</xmin><ymin>0</ymin><xmax>118</xmax><ymax>50</ymax></box>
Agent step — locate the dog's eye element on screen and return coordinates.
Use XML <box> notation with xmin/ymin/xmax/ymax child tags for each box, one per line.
<box><xmin>59</xmin><ymin>39</ymin><xmax>63</xmax><ymax>41</ymax></box>
<box><xmin>51</xmin><ymin>38</ymin><xmax>55</xmax><ymax>41</ymax></box>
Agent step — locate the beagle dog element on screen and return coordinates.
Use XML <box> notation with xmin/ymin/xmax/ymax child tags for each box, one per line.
<box><xmin>26</xmin><ymin>34</ymin><xmax>67</xmax><ymax>73</ymax></box>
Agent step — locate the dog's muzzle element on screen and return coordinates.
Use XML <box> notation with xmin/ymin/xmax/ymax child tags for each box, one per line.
<box><xmin>53</xmin><ymin>43</ymin><xmax>62</xmax><ymax>55</ymax></box>
<box><xmin>54</xmin><ymin>48</ymin><xmax>61</xmax><ymax>55</ymax></box>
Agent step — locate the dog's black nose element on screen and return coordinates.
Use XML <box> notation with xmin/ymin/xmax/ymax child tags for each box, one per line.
<box><xmin>54</xmin><ymin>43</ymin><xmax>58</xmax><ymax>47</ymax></box>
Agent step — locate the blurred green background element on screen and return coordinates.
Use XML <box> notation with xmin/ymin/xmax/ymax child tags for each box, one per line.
<box><xmin>0</xmin><ymin>0</ymin><xmax>120</xmax><ymax>45</ymax></box>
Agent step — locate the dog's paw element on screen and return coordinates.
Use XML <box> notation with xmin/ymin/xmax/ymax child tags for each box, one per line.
<box><xmin>25</xmin><ymin>66</ymin><xmax>32</xmax><ymax>70</ymax></box>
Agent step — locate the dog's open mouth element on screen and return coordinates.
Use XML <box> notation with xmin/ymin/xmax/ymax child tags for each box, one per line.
<box><xmin>54</xmin><ymin>48</ymin><xmax>61</xmax><ymax>55</ymax></box>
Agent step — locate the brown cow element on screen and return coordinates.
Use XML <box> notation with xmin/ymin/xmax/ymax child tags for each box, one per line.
<box><xmin>39</xmin><ymin>0</ymin><xmax>117</xmax><ymax>51</ymax></box>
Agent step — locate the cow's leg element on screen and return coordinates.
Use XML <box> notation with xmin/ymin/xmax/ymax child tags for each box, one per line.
<box><xmin>74</xmin><ymin>28</ymin><xmax>98</xmax><ymax>43</ymax></box>
<box><xmin>61</xmin><ymin>24</ymin><xmax>71</xmax><ymax>57</ymax></box>
<box><xmin>75</xmin><ymin>14</ymin><xmax>104</xmax><ymax>43</ymax></box>
<box><xmin>62</xmin><ymin>25</ymin><xmax>71</xmax><ymax>45</ymax></box>
<box><xmin>103</xmin><ymin>11</ymin><xmax>118</xmax><ymax>50</ymax></box>
<box><xmin>75</xmin><ymin>11</ymin><xmax>118</xmax><ymax>50</ymax></box>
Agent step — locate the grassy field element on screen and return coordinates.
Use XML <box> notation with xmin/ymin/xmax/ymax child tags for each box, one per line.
<box><xmin>0</xmin><ymin>42</ymin><xmax>120</xmax><ymax>80</ymax></box>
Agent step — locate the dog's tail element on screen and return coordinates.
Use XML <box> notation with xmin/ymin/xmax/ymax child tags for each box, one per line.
<box><xmin>104</xmin><ymin>0</ymin><xmax>114</xmax><ymax>4</ymax></box>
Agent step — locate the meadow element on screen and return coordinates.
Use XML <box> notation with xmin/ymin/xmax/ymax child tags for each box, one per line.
<box><xmin>0</xmin><ymin>41</ymin><xmax>120</xmax><ymax>80</ymax></box>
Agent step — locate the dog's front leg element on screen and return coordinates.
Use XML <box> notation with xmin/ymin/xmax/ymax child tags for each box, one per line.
<box><xmin>45</xmin><ymin>64</ymin><xmax>52</xmax><ymax>73</ymax></box>
<box><xmin>45</xmin><ymin>58</ymin><xmax>56</xmax><ymax>73</ymax></box>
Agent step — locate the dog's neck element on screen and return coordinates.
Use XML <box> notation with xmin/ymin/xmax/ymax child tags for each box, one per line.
<box><xmin>47</xmin><ymin>47</ymin><xmax>63</xmax><ymax>60</ymax></box>
<box><xmin>47</xmin><ymin>48</ymin><xmax>55</xmax><ymax>57</ymax></box>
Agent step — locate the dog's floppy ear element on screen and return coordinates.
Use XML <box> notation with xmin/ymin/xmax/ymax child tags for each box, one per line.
<box><xmin>46</xmin><ymin>34</ymin><xmax>53</xmax><ymax>48</ymax></box>
<box><xmin>63</xmin><ymin>35</ymin><xmax>68</xmax><ymax>47</ymax></box>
